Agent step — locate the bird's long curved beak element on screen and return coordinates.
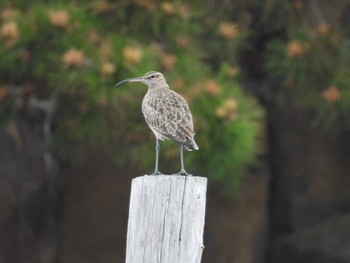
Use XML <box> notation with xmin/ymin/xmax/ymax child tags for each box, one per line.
<box><xmin>115</xmin><ymin>77</ymin><xmax>144</xmax><ymax>87</ymax></box>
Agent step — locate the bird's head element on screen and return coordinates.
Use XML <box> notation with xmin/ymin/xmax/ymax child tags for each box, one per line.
<box><xmin>115</xmin><ymin>71</ymin><xmax>168</xmax><ymax>89</ymax></box>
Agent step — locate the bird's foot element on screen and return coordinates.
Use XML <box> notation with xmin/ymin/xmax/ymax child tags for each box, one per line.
<box><xmin>177</xmin><ymin>170</ymin><xmax>192</xmax><ymax>176</ymax></box>
<box><xmin>149</xmin><ymin>170</ymin><xmax>163</xmax><ymax>176</ymax></box>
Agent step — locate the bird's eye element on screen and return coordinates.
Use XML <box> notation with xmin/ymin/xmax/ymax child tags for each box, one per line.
<box><xmin>150</xmin><ymin>75</ymin><xmax>156</xmax><ymax>79</ymax></box>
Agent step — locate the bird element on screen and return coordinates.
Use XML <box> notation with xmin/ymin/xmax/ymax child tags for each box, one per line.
<box><xmin>115</xmin><ymin>71</ymin><xmax>198</xmax><ymax>176</ymax></box>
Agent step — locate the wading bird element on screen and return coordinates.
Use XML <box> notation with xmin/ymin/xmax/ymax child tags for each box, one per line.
<box><xmin>115</xmin><ymin>71</ymin><xmax>198</xmax><ymax>175</ymax></box>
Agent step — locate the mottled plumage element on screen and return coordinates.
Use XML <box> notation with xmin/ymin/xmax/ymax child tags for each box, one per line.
<box><xmin>115</xmin><ymin>71</ymin><xmax>198</xmax><ymax>175</ymax></box>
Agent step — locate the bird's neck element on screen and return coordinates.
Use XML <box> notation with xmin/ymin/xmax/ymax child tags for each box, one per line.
<box><xmin>147</xmin><ymin>83</ymin><xmax>169</xmax><ymax>91</ymax></box>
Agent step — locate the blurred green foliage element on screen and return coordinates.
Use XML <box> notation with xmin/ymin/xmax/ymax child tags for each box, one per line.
<box><xmin>0</xmin><ymin>0</ymin><xmax>263</xmax><ymax>194</ymax></box>
<box><xmin>263</xmin><ymin>1</ymin><xmax>350</xmax><ymax>132</ymax></box>
<box><xmin>2</xmin><ymin>0</ymin><xmax>350</xmax><ymax>193</ymax></box>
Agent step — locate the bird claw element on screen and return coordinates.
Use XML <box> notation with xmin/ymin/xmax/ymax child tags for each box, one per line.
<box><xmin>149</xmin><ymin>171</ymin><xmax>163</xmax><ymax>176</ymax></box>
<box><xmin>177</xmin><ymin>170</ymin><xmax>192</xmax><ymax>176</ymax></box>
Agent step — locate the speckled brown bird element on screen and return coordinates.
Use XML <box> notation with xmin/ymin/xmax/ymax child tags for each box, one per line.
<box><xmin>115</xmin><ymin>71</ymin><xmax>198</xmax><ymax>175</ymax></box>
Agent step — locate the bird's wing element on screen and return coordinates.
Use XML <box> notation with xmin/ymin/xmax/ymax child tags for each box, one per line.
<box><xmin>142</xmin><ymin>89</ymin><xmax>195</xmax><ymax>143</ymax></box>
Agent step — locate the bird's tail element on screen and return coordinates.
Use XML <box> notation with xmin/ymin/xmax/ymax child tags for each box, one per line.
<box><xmin>184</xmin><ymin>138</ymin><xmax>199</xmax><ymax>151</ymax></box>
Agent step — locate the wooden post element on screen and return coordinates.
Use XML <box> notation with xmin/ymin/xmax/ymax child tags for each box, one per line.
<box><xmin>126</xmin><ymin>175</ymin><xmax>207</xmax><ymax>263</ymax></box>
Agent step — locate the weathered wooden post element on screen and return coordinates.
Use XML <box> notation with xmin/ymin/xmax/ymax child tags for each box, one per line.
<box><xmin>126</xmin><ymin>175</ymin><xmax>207</xmax><ymax>263</ymax></box>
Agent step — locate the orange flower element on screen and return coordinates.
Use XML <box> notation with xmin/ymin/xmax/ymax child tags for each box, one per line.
<box><xmin>0</xmin><ymin>21</ymin><xmax>19</xmax><ymax>46</ymax></box>
<box><xmin>160</xmin><ymin>2</ymin><xmax>175</xmax><ymax>14</ymax></box>
<box><xmin>286</xmin><ymin>40</ymin><xmax>309</xmax><ymax>58</ymax></box>
<box><xmin>101</xmin><ymin>61</ymin><xmax>116</xmax><ymax>76</ymax></box>
<box><xmin>1</xmin><ymin>21</ymin><xmax>19</xmax><ymax>39</ymax></box>
<box><xmin>204</xmin><ymin>80</ymin><xmax>221</xmax><ymax>97</ymax></box>
<box><xmin>316</xmin><ymin>23</ymin><xmax>331</xmax><ymax>37</ymax></box>
<box><xmin>322</xmin><ymin>85</ymin><xmax>341</xmax><ymax>103</ymax></box>
<box><xmin>160</xmin><ymin>53</ymin><xmax>177</xmax><ymax>70</ymax></box>
<box><xmin>215</xmin><ymin>98</ymin><xmax>238</xmax><ymax>122</ymax></box>
<box><xmin>1</xmin><ymin>7</ymin><xmax>19</xmax><ymax>20</ymax></box>
<box><xmin>48</xmin><ymin>10</ymin><xmax>70</xmax><ymax>27</ymax></box>
<box><xmin>123</xmin><ymin>47</ymin><xmax>143</xmax><ymax>69</ymax></box>
<box><xmin>161</xmin><ymin>2</ymin><xmax>190</xmax><ymax>18</ymax></box>
<box><xmin>218</xmin><ymin>22</ymin><xmax>239</xmax><ymax>39</ymax></box>
<box><xmin>225</xmin><ymin>66</ymin><xmax>240</xmax><ymax>78</ymax></box>
<box><xmin>62</xmin><ymin>48</ymin><xmax>86</xmax><ymax>67</ymax></box>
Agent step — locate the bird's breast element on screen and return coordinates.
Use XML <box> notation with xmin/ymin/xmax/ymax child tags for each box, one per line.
<box><xmin>141</xmin><ymin>88</ymin><xmax>195</xmax><ymax>144</ymax></box>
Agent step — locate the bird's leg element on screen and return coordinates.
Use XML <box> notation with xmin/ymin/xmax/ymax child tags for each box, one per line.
<box><xmin>177</xmin><ymin>144</ymin><xmax>192</xmax><ymax>176</ymax></box>
<box><xmin>151</xmin><ymin>138</ymin><xmax>162</xmax><ymax>175</ymax></box>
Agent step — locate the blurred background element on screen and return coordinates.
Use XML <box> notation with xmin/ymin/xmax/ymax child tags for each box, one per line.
<box><xmin>1</xmin><ymin>0</ymin><xmax>350</xmax><ymax>262</ymax></box>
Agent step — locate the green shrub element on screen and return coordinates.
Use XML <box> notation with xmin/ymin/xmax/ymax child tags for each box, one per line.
<box><xmin>0</xmin><ymin>0</ymin><xmax>262</xmax><ymax>195</ymax></box>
